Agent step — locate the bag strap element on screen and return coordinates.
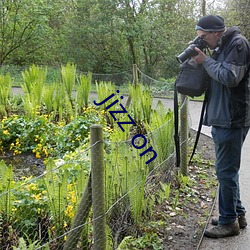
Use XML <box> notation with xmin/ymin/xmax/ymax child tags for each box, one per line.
<box><xmin>174</xmin><ymin>80</ymin><xmax>180</xmax><ymax>168</ymax></box>
<box><xmin>189</xmin><ymin>91</ymin><xmax>208</xmax><ymax>164</ymax></box>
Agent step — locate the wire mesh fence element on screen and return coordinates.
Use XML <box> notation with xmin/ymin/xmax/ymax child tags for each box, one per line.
<box><xmin>0</xmin><ymin>65</ymin><xmax>190</xmax><ymax>249</ymax></box>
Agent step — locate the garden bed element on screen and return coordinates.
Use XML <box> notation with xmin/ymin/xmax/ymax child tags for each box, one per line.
<box><xmin>160</xmin><ymin>131</ymin><xmax>217</xmax><ymax>250</ymax></box>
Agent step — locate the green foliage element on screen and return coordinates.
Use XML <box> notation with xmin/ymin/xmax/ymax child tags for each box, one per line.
<box><xmin>61</xmin><ymin>63</ymin><xmax>76</xmax><ymax>101</ymax></box>
<box><xmin>0</xmin><ymin>110</ymin><xmax>100</xmax><ymax>158</ymax></box>
<box><xmin>158</xmin><ymin>182</ymin><xmax>171</xmax><ymax>203</ymax></box>
<box><xmin>0</xmin><ymin>0</ymin><xmax>228</xmax><ymax>77</ymax></box>
<box><xmin>43</xmin><ymin>85</ymin><xmax>56</xmax><ymax>113</ymax></box>
<box><xmin>0</xmin><ymin>73</ymin><xmax>12</xmax><ymax>117</ymax></box>
<box><xmin>129</xmin><ymin>83</ymin><xmax>153</xmax><ymax>124</ymax></box>
<box><xmin>0</xmin><ymin>161</ymin><xmax>14</xmax><ymax>222</ymax></box>
<box><xmin>12</xmin><ymin>176</ymin><xmax>48</xmax><ymax>240</ymax></box>
<box><xmin>145</xmin><ymin>100</ymin><xmax>175</xmax><ymax>163</ymax></box>
<box><xmin>96</xmin><ymin>81</ymin><xmax>116</xmax><ymax>110</ymax></box>
<box><xmin>0</xmin><ymin>0</ymin><xmax>52</xmax><ymax>65</ymax></box>
<box><xmin>0</xmin><ymin>75</ymin><xmax>178</xmax><ymax>247</ymax></box>
<box><xmin>76</xmin><ymin>72</ymin><xmax>92</xmax><ymax>111</ymax></box>
<box><xmin>117</xmin><ymin>233</ymin><xmax>163</xmax><ymax>250</ymax></box>
<box><xmin>13</xmin><ymin>235</ymin><xmax>46</xmax><ymax>250</ymax></box>
<box><xmin>21</xmin><ymin>65</ymin><xmax>47</xmax><ymax>118</ymax></box>
<box><xmin>105</xmin><ymin>132</ymin><xmax>149</xmax><ymax>232</ymax></box>
<box><xmin>43</xmin><ymin>159</ymin><xmax>68</xmax><ymax>230</ymax></box>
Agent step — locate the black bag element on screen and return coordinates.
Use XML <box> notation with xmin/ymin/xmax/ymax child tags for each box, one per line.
<box><xmin>175</xmin><ymin>58</ymin><xmax>208</xmax><ymax>97</ymax></box>
<box><xmin>174</xmin><ymin>58</ymin><xmax>209</xmax><ymax>168</ymax></box>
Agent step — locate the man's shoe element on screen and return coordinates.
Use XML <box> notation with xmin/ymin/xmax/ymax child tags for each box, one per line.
<box><xmin>204</xmin><ymin>222</ymin><xmax>240</xmax><ymax>238</ymax></box>
<box><xmin>238</xmin><ymin>215</ymin><xmax>248</xmax><ymax>228</ymax></box>
<box><xmin>211</xmin><ymin>214</ymin><xmax>247</xmax><ymax>229</ymax></box>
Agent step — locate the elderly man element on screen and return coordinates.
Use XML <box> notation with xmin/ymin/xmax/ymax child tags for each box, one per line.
<box><xmin>192</xmin><ymin>15</ymin><xmax>250</xmax><ymax>238</ymax></box>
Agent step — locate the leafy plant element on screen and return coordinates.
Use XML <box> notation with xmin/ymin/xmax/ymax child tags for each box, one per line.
<box><xmin>43</xmin><ymin>84</ymin><xmax>56</xmax><ymax>114</ymax></box>
<box><xmin>13</xmin><ymin>236</ymin><xmax>43</xmax><ymax>250</ymax></box>
<box><xmin>145</xmin><ymin>100</ymin><xmax>174</xmax><ymax>163</ymax></box>
<box><xmin>158</xmin><ymin>182</ymin><xmax>171</xmax><ymax>203</ymax></box>
<box><xmin>12</xmin><ymin>176</ymin><xmax>49</xmax><ymax>241</ymax></box>
<box><xmin>0</xmin><ymin>161</ymin><xmax>14</xmax><ymax>222</ymax></box>
<box><xmin>117</xmin><ymin>233</ymin><xmax>163</xmax><ymax>250</ymax></box>
<box><xmin>0</xmin><ymin>73</ymin><xmax>12</xmax><ymax>117</ymax></box>
<box><xmin>96</xmin><ymin>81</ymin><xmax>116</xmax><ymax>110</ymax></box>
<box><xmin>128</xmin><ymin>83</ymin><xmax>152</xmax><ymax>124</ymax></box>
<box><xmin>76</xmin><ymin>72</ymin><xmax>92</xmax><ymax>111</ymax></box>
<box><xmin>21</xmin><ymin>65</ymin><xmax>47</xmax><ymax>118</ymax></box>
<box><xmin>60</xmin><ymin>62</ymin><xmax>76</xmax><ymax>102</ymax></box>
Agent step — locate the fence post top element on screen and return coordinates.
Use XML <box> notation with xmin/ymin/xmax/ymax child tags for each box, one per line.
<box><xmin>90</xmin><ymin>124</ymin><xmax>102</xmax><ymax>129</ymax></box>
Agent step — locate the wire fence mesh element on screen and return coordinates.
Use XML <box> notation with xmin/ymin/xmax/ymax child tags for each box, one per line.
<box><xmin>0</xmin><ymin>65</ymin><xmax>190</xmax><ymax>249</ymax></box>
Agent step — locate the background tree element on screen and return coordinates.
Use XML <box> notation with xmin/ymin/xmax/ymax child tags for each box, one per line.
<box><xmin>0</xmin><ymin>0</ymin><xmax>49</xmax><ymax>65</ymax></box>
<box><xmin>220</xmin><ymin>0</ymin><xmax>250</xmax><ymax>39</ymax></box>
<box><xmin>0</xmin><ymin>0</ymin><xmax>236</xmax><ymax>80</ymax></box>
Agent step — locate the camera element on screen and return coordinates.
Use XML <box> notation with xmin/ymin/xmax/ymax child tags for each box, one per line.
<box><xmin>176</xmin><ymin>36</ymin><xmax>208</xmax><ymax>63</ymax></box>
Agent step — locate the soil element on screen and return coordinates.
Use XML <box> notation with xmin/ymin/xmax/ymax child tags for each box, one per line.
<box><xmin>0</xmin><ymin>152</ymin><xmax>45</xmax><ymax>180</ymax></box>
<box><xmin>158</xmin><ymin>130</ymin><xmax>217</xmax><ymax>250</ymax></box>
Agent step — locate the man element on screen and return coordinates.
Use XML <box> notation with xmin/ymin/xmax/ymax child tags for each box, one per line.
<box><xmin>192</xmin><ymin>15</ymin><xmax>250</xmax><ymax>238</ymax></box>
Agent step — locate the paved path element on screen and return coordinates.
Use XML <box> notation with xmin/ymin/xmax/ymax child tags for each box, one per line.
<box><xmin>13</xmin><ymin>88</ymin><xmax>250</xmax><ymax>249</ymax></box>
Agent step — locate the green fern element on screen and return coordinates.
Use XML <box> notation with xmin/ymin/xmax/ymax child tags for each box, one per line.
<box><xmin>0</xmin><ymin>160</ymin><xmax>14</xmax><ymax>222</ymax></box>
<box><xmin>60</xmin><ymin>62</ymin><xmax>76</xmax><ymax>101</ymax></box>
<box><xmin>76</xmin><ymin>72</ymin><xmax>92</xmax><ymax>111</ymax></box>
<box><xmin>21</xmin><ymin>65</ymin><xmax>47</xmax><ymax>118</ymax></box>
<box><xmin>43</xmin><ymin>159</ymin><xmax>68</xmax><ymax>228</ymax></box>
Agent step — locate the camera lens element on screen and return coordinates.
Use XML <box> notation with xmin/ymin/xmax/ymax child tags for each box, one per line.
<box><xmin>176</xmin><ymin>45</ymin><xmax>198</xmax><ymax>63</ymax></box>
<box><xmin>176</xmin><ymin>37</ymin><xmax>208</xmax><ymax>63</ymax></box>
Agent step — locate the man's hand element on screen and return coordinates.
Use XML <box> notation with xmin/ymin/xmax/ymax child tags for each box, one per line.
<box><xmin>192</xmin><ymin>47</ymin><xmax>207</xmax><ymax>64</ymax></box>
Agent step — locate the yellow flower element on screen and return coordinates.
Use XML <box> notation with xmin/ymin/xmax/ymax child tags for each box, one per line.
<box><xmin>26</xmin><ymin>183</ymin><xmax>37</xmax><ymax>191</ymax></box>
<box><xmin>3</xmin><ymin>130</ymin><xmax>9</xmax><ymax>135</ymax></box>
<box><xmin>65</xmin><ymin>205</ymin><xmax>74</xmax><ymax>218</ymax></box>
<box><xmin>12</xmin><ymin>207</ymin><xmax>17</xmax><ymax>212</ymax></box>
<box><xmin>71</xmin><ymin>195</ymin><xmax>76</xmax><ymax>204</ymax></box>
<box><xmin>36</xmin><ymin>152</ymin><xmax>41</xmax><ymax>158</ymax></box>
<box><xmin>32</xmin><ymin>193</ymin><xmax>42</xmax><ymax>201</ymax></box>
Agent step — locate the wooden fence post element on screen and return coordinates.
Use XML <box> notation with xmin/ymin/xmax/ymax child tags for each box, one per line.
<box><xmin>63</xmin><ymin>175</ymin><xmax>92</xmax><ymax>250</ymax></box>
<box><xmin>91</xmin><ymin>124</ymin><xmax>106</xmax><ymax>250</ymax></box>
<box><xmin>133</xmin><ymin>63</ymin><xmax>138</xmax><ymax>85</ymax></box>
<box><xmin>126</xmin><ymin>64</ymin><xmax>138</xmax><ymax>108</ymax></box>
<box><xmin>180</xmin><ymin>94</ymin><xmax>188</xmax><ymax>176</ymax></box>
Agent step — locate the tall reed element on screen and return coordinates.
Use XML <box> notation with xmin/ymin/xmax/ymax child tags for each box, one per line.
<box><xmin>96</xmin><ymin>81</ymin><xmax>117</xmax><ymax>127</ymax></box>
<box><xmin>0</xmin><ymin>73</ymin><xmax>12</xmax><ymax>116</ymax></box>
<box><xmin>76</xmin><ymin>72</ymin><xmax>92</xmax><ymax>112</ymax></box>
<box><xmin>105</xmin><ymin>127</ymin><xmax>149</xmax><ymax>228</ymax></box>
<box><xmin>43</xmin><ymin>159</ymin><xmax>68</xmax><ymax>233</ymax></box>
<box><xmin>43</xmin><ymin>84</ymin><xmax>56</xmax><ymax>114</ymax></box>
<box><xmin>60</xmin><ymin>63</ymin><xmax>76</xmax><ymax>102</ymax></box>
<box><xmin>128</xmin><ymin>83</ymin><xmax>152</xmax><ymax>124</ymax></box>
<box><xmin>0</xmin><ymin>161</ymin><xmax>14</xmax><ymax>222</ymax></box>
<box><xmin>21</xmin><ymin>65</ymin><xmax>47</xmax><ymax>118</ymax></box>
<box><xmin>145</xmin><ymin>100</ymin><xmax>174</xmax><ymax>163</ymax></box>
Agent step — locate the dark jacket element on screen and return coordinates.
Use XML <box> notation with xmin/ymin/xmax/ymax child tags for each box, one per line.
<box><xmin>203</xmin><ymin>26</ymin><xmax>250</xmax><ymax>128</ymax></box>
